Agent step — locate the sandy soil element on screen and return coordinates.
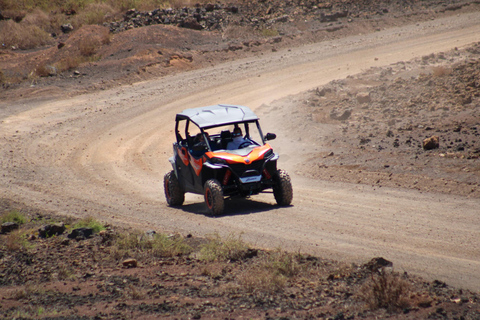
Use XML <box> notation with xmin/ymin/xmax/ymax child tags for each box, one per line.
<box><xmin>0</xmin><ymin>1</ymin><xmax>480</xmax><ymax>317</ymax></box>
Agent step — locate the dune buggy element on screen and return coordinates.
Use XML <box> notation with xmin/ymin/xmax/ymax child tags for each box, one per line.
<box><xmin>164</xmin><ymin>104</ymin><xmax>292</xmax><ymax>215</ymax></box>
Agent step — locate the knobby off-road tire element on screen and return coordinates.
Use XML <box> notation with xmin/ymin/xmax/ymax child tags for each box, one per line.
<box><xmin>204</xmin><ymin>179</ymin><xmax>224</xmax><ymax>216</ymax></box>
<box><xmin>164</xmin><ymin>170</ymin><xmax>185</xmax><ymax>206</ymax></box>
<box><xmin>273</xmin><ymin>169</ymin><xmax>293</xmax><ymax>206</ymax></box>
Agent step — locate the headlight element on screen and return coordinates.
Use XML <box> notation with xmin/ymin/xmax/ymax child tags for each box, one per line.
<box><xmin>263</xmin><ymin>149</ymin><xmax>273</xmax><ymax>159</ymax></box>
<box><xmin>209</xmin><ymin>157</ymin><xmax>227</xmax><ymax>165</ymax></box>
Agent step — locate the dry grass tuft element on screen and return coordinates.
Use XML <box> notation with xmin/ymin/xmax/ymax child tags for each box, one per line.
<box><xmin>358</xmin><ymin>269</ymin><xmax>412</xmax><ymax>312</ymax></box>
<box><xmin>78</xmin><ymin>36</ymin><xmax>100</xmax><ymax>56</ymax></box>
<box><xmin>110</xmin><ymin>230</ymin><xmax>192</xmax><ymax>260</ymax></box>
<box><xmin>198</xmin><ymin>232</ymin><xmax>250</xmax><ymax>262</ymax></box>
<box><xmin>0</xmin><ymin>69</ymin><xmax>7</xmax><ymax>84</ymax></box>
<box><xmin>56</xmin><ymin>56</ymin><xmax>82</xmax><ymax>72</ymax></box>
<box><xmin>21</xmin><ymin>8</ymin><xmax>53</xmax><ymax>32</ymax></box>
<box><xmin>35</xmin><ymin>64</ymin><xmax>52</xmax><ymax>77</ymax></box>
<box><xmin>222</xmin><ymin>24</ymin><xmax>255</xmax><ymax>40</ymax></box>
<box><xmin>0</xmin><ymin>20</ymin><xmax>53</xmax><ymax>49</ymax></box>
<box><xmin>4</xmin><ymin>229</ymin><xmax>34</xmax><ymax>252</ymax></box>
<box><xmin>237</xmin><ymin>250</ymin><xmax>304</xmax><ymax>294</ymax></box>
<box><xmin>125</xmin><ymin>284</ymin><xmax>147</xmax><ymax>300</ymax></box>
<box><xmin>71</xmin><ymin>3</ymin><xmax>118</xmax><ymax>28</ymax></box>
<box><xmin>238</xmin><ymin>267</ymin><xmax>287</xmax><ymax>294</ymax></box>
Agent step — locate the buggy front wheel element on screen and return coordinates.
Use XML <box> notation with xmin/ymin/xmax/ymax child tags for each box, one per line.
<box><xmin>273</xmin><ymin>169</ymin><xmax>293</xmax><ymax>206</ymax></box>
<box><xmin>204</xmin><ymin>179</ymin><xmax>224</xmax><ymax>216</ymax></box>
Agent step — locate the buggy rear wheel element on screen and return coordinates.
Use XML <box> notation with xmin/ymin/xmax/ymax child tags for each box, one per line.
<box><xmin>273</xmin><ymin>169</ymin><xmax>293</xmax><ymax>206</ymax></box>
<box><xmin>204</xmin><ymin>179</ymin><xmax>224</xmax><ymax>216</ymax></box>
<box><xmin>164</xmin><ymin>170</ymin><xmax>185</xmax><ymax>206</ymax></box>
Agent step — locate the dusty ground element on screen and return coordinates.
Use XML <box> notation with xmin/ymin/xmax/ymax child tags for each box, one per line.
<box><xmin>1</xmin><ymin>0</ymin><xmax>480</xmax><ymax>319</ymax></box>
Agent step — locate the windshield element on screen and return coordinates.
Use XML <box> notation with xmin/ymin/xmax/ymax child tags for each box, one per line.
<box><xmin>203</xmin><ymin>121</ymin><xmax>265</xmax><ymax>153</ymax></box>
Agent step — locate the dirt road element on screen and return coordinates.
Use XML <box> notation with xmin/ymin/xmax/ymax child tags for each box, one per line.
<box><xmin>1</xmin><ymin>12</ymin><xmax>479</xmax><ymax>291</ymax></box>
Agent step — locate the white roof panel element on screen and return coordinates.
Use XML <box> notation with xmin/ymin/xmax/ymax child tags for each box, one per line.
<box><xmin>177</xmin><ymin>104</ymin><xmax>258</xmax><ymax>128</ymax></box>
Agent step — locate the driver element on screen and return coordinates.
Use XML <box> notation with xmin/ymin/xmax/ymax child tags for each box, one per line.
<box><xmin>191</xmin><ymin>132</ymin><xmax>209</xmax><ymax>157</ymax></box>
<box><xmin>227</xmin><ymin>127</ymin><xmax>251</xmax><ymax>150</ymax></box>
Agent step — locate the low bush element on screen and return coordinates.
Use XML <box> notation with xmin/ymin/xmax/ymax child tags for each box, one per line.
<box><xmin>359</xmin><ymin>269</ymin><xmax>412</xmax><ymax>312</ymax></box>
<box><xmin>198</xmin><ymin>232</ymin><xmax>250</xmax><ymax>262</ymax></box>
<box><xmin>237</xmin><ymin>250</ymin><xmax>303</xmax><ymax>294</ymax></box>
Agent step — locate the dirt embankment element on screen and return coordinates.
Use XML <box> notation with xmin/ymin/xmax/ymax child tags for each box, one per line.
<box><xmin>1</xmin><ymin>0</ymin><xmax>478</xmax><ymax>102</ymax></box>
<box><xmin>268</xmin><ymin>42</ymin><xmax>480</xmax><ymax>198</ymax></box>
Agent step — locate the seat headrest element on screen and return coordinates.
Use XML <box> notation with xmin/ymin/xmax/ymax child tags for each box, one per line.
<box><xmin>220</xmin><ymin>130</ymin><xmax>231</xmax><ymax>139</ymax></box>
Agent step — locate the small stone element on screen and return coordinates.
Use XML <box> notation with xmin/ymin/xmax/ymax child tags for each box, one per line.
<box><xmin>123</xmin><ymin>258</ymin><xmax>138</xmax><ymax>268</ymax></box>
<box><xmin>423</xmin><ymin>136</ymin><xmax>439</xmax><ymax>150</ymax></box>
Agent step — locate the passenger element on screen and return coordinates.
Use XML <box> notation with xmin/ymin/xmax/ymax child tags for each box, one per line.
<box><xmin>227</xmin><ymin>127</ymin><xmax>251</xmax><ymax>150</ymax></box>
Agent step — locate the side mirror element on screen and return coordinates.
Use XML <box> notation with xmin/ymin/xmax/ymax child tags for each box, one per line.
<box><xmin>264</xmin><ymin>133</ymin><xmax>276</xmax><ymax>141</ymax></box>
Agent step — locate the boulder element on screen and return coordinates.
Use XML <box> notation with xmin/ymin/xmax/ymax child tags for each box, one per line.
<box><xmin>363</xmin><ymin>257</ymin><xmax>393</xmax><ymax>271</ymax></box>
<box><xmin>330</xmin><ymin>109</ymin><xmax>352</xmax><ymax>121</ymax></box>
<box><xmin>39</xmin><ymin>223</ymin><xmax>66</xmax><ymax>238</ymax></box>
<box><xmin>1</xmin><ymin>222</ymin><xmax>19</xmax><ymax>234</ymax></box>
<box><xmin>61</xmin><ymin>23</ymin><xmax>74</xmax><ymax>34</ymax></box>
<box><xmin>68</xmin><ymin>227</ymin><xmax>94</xmax><ymax>240</ymax></box>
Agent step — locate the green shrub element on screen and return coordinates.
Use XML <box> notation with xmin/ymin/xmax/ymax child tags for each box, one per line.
<box><xmin>261</xmin><ymin>28</ymin><xmax>279</xmax><ymax>37</ymax></box>
<box><xmin>72</xmin><ymin>216</ymin><xmax>105</xmax><ymax>233</ymax></box>
<box><xmin>1</xmin><ymin>210</ymin><xmax>27</xmax><ymax>224</ymax></box>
